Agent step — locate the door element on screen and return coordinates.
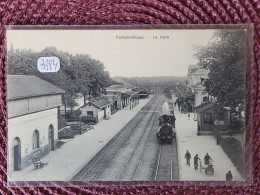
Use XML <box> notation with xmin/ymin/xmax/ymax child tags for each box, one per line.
<box><xmin>48</xmin><ymin>125</ymin><xmax>55</xmax><ymax>151</ymax></box>
<box><xmin>13</xmin><ymin>137</ymin><xmax>21</xmax><ymax>171</ymax></box>
<box><xmin>114</xmin><ymin>101</ymin><xmax>117</xmax><ymax>110</ymax></box>
<box><xmin>104</xmin><ymin>108</ymin><xmax>106</xmax><ymax>119</ymax></box>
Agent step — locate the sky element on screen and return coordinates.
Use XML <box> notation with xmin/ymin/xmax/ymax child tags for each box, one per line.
<box><xmin>6</xmin><ymin>29</ymin><xmax>215</xmax><ymax>77</ymax></box>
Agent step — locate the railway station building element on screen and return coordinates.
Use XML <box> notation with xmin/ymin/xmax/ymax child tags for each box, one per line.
<box><xmin>186</xmin><ymin>65</ymin><xmax>210</xmax><ymax>108</ymax></box>
<box><xmin>7</xmin><ymin>75</ymin><xmax>65</xmax><ymax>173</ymax></box>
<box><xmin>103</xmin><ymin>84</ymin><xmax>139</xmax><ymax>112</ymax></box>
<box><xmin>121</xmin><ymin>91</ymin><xmax>139</xmax><ymax>109</ymax></box>
<box><xmin>175</xmin><ymin>86</ymin><xmax>194</xmax><ymax>112</ymax></box>
<box><xmin>138</xmin><ymin>90</ymin><xmax>150</xmax><ymax>99</ymax></box>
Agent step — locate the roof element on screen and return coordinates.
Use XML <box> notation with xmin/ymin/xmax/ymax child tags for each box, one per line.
<box><xmin>195</xmin><ymin>101</ymin><xmax>214</xmax><ymax>112</ymax></box>
<box><xmin>192</xmin><ymin>68</ymin><xmax>209</xmax><ymax>76</ymax></box>
<box><xmin>122</xmin><ymin>91</ymin><xmax>139</xmax><ymax>96</ymax></box>
<box><xmin>176</xmin><ymin>87</ymin><xmax>193</xmax><ymax>98</ymax></box>
<box><xmin>138</xmin><ymin>90</ymin><xmax>149</xmax><ymax>94</ymax></box>
<box><xmin>7</xmin><ymin>75</ymin><xmax>65</xmax><ymax>100</ymax></box>
<box><xmin>106</xmin><ymin>84</ymin><xmax>126</xmax><ymax>91</ymax></box>
<box><xmin>195</xmin><ymin>102</ymin><xmax>228</xmax><ymax>113</ymax></box>
<box><xmin>82</xmin><ymin>99</ymin><xmax>112</xmax><ymax>109</ymax></box>
<box><xmin>106</xmin><ymin>84</ymin><xmax>133</xmax><ymax>95</ymax></box>
<box><xmin>188</xmin><ymin>65</ymin><xmax>200</xmax><ymax>74</ymax></box>
<box><xmin>113</xmin><ymin>77</ymin><xmax>135</xmax><ymax>88</ymax></box>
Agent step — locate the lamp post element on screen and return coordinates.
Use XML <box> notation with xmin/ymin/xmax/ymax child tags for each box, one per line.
<box><xmin>79</xmin><ymin>114</ymin><xmax>82</xmax><ymax>135</ymax></box>
<box><xmin>215</xmin><ymin>119</ymin><xmax>219</xmax><ymax>145</ymax></box>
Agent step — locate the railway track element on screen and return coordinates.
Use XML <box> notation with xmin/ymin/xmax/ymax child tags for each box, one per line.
<box><xmin>154</xmin><ymin>139</ymin><xmax>179</xmax><ymax>181</ymax></box>
<box><xmin>117</xmin><ymin>99</ymin><xmax>162</xmax><ymax>181</ymax></box>
<box><xmin>96</xmin><ymin>100</ymin><xmax>161</xmax><ymax>181</ymax></box>
<box><xmin>71</xmin><ymin>95</ymin><xmax>161</xmax><ymax>181</ymax></box>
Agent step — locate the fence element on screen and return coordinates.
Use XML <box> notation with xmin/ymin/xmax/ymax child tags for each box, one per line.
<box><xmin>212</xmin><ymin>127</ymin><xmax>220</xmax><ymax>145</ymax></box>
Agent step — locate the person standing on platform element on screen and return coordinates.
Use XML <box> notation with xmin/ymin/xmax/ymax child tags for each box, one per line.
<box><xmin>184</xmin><ymin>150</ymin><xmax>191</xmax><ymax>166</ymax></box>
<box><xmin>226</xmin><ymin>171</ymin><xmax>233</xmax><ymax>181</ymax></box>
<box><xmin>194</xmin><ymin>154</ymin><xmax>200</xmax><ymax>170</ymax></box>
<box><xmin>204</xmin><ymin>153</ymin><xmax>212</xmax><ymax>165</ymax></box>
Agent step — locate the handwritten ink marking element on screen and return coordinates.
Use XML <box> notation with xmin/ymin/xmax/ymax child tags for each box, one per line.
<box><xmin>37</xmin><ymin>57</ymin><xmax>60</xmax><ymax>72</ymax></box>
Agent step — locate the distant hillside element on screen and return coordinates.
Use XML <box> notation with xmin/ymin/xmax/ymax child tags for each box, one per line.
<box><xmin>115</xmin><ymin>76</ymin><xmax>186</xmax><ymax>89</ymax></box>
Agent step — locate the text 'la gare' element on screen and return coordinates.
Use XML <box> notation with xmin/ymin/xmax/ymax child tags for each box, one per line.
<box><xmin>153</xmin><ymin>35</ymin><xmax>170</xmax><ymax>39</ymax></box>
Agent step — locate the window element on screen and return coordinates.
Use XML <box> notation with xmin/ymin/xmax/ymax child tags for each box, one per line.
<box><xmin>203</xmin><ymin>96</ymin><xmax>209</xmax><ymax>102</ymax></box>
<box><xmin>215</xmin><ymin>113</ymin><xmax>224</xmax><ymax>125</ymax></box>
<box><xmin>204</xmin><ymin>113</ymin><xmax>213</xmax><ymax>125</ymax></box>
<box><xmin>33</xmin><ymin>130</ymin><xmax>39</xmax><ymax>149</ymax></box>
<box><xmin>87</xmin><ymin>111</ymin><xmax>93</xmax><ymax>117</ymax></box>
<box><xmin>216</xmin><ymin>113</ymin><xmax>224</xmax><ymax>120</ymax></box>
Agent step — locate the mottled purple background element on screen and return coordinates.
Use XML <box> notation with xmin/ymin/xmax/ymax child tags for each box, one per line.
<box><xmin>0</xmin><ymin>0</ymin><xmax>259</xmax><ymax>194</ymax></box>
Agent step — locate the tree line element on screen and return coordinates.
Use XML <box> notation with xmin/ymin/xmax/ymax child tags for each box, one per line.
<box><xmin>194</xmin><ymin>29</ymin><xmax>246</xmax><ymax>118</ymax></box>
<box><xmin>7</xmin><ymin>46</ymin><xmax>116</xmax><ymax>113</ymax></box>
<box><xmin>121</xmin><ymin>76</ymin><xmax>186</xmax><ymax>89</ymax></box>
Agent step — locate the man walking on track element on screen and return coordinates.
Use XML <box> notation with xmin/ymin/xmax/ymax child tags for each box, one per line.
<box><xmin>184</xmin><ymin>150</ymin><xmax>191</xmax><ymax>166</ymax></box>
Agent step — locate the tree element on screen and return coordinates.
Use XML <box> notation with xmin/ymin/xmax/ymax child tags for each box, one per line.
<box><xmin>70</xmin><ymin>54</ymin><xmax>91</xmax><ymax>105</ymax></box>
<box><xmin>194</xmin><ymin>29</ymin><xmax>246</xmax><ymax>116</ymax></box>
<box><xmin>7</xmin><ymin>46</ymin><xmax>115</xmax><ymax>114</ymax></box>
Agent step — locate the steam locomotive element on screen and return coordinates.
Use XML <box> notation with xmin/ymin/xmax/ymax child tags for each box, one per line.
<box><xmin>157</xmin><ymin>102</ymin><xmax>176</xmax><ymax>144</ymax></box>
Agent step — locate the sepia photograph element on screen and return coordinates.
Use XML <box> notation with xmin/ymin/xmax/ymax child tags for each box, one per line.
<box><xmin>6</xmin><ymin>26</ymin><xmax>247</xmax><ymax>184</ymax></box>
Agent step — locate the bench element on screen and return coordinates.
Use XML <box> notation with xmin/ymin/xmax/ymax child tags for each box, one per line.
<box><xmin>86</xmin><ymin>125</ymin><xmax>94</xmax><ymax>131</ymax></box>
<box><xmin>32</xmin><ymin>158</ymin><xmax>48</xmax><ymax>169</ymax></box>
<box><xmin>80</xmin><ymin>125</ymin><xmax>94</xmax><ymax>134</ymax></box>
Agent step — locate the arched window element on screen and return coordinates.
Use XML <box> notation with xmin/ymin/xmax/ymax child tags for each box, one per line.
<box><xmin>33</xmin><ymin>130</ymin><xmax>40</xmax><ymax>149</ymax></box>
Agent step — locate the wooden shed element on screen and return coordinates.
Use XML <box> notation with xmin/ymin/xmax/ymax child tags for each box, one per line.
<box><xmin>195</xmin><ymin>102</ymin><xmax>230</xmax><ymax>135</ymax></box>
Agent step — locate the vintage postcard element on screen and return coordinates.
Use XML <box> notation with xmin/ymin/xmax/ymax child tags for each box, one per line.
<box><xmin>6</xmin><ymin>26</ymin><xmax>250</xmax><ymax>185</ymax></box>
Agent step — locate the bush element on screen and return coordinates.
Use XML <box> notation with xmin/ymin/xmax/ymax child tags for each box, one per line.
<box><xmin>59</xmin><ymin>130</ymin><xmax>79</xmax><ymax>139</ymax></box>
<box><xmin>81</xmin><ymin>116</ymin><xmax>96</xmax><ymax>124</ymax></box>
<box><xmin>230</xmin><ymin>119</ymin><xmax>245</xmax><ymax>133</ymax></box>
<box><xmin>65</xmin><ymin>112</ymin><xmax>79</xmax><ymax>122</ymax></box>
<box><xmin>219</xmin><ymin>136</ymin><xmax>245</xmax><ymax>177</ymax></box>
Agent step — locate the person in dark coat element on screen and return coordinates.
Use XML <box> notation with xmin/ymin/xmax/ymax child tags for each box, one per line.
<box><xmin>184</xmin><ymin>150</ymin><xmax>191</xmax><ymax>166</ymax></box>
<box><xmin>204</xmin><ymin>153</ymin><xmax>212</xmax><ymax>165</ymax></box>
<box><xmin>194</xmin><ymin>154</ymin><xmax>200</xmax><ymax>170</ymax></box>
<box><xmin>226</xmin><ymin>170</ymin><xmax>233</xmax><ymax>181</ymax></box>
